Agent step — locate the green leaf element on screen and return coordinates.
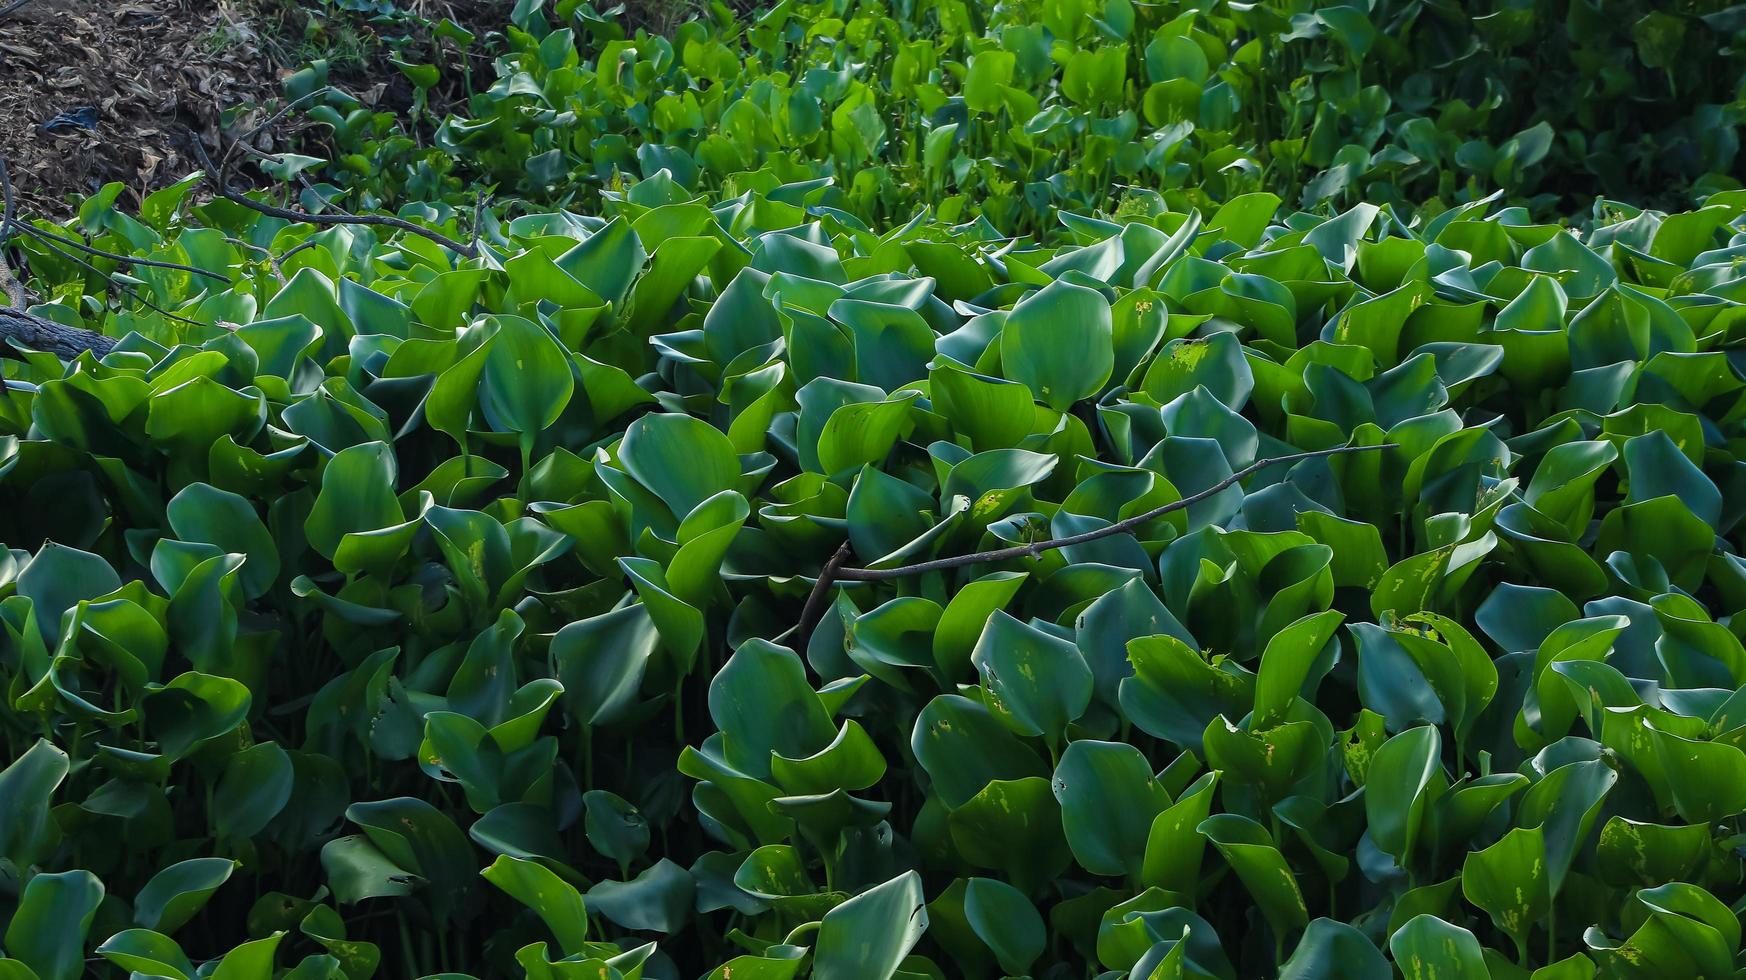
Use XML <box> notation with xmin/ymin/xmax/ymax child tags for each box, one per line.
<box><xmin>1364</xmin><ymin>725</ymin><xmax>1444</xmax><ymax>871</ymax></box>
<box><xmin>811</xmin><ymin>871</ymin><xmax>927</xmax><ymax>980</ymax></box>
<box><xmin>620</xmin><ymin>412</ymin><xmax>743</xmax><ymax>520</ymax></box>
<box><xmin>1198</xmin><ymin>813</ymin><xmax>1309</xmax><ymax>938</ymax></box>
<box><xmin>586</xmin><ymin>858</ymin><xmax>696</xmax><ymax>933</ymax></box>
<box><xmin>305</xmin><ymin>442</ymin><xmax>404</xmax><ymax>561</ymax></box>
<box><xmin>1388</xmin><ymin>915</ymin><xmax>1489</xmax><ymax>980</ymax></box>
<box><xmin>134</xmin><ymin>857</ymin><xmax>237</xmax><ymax>934</ymax></box>
<box><xmin>479</xmin><ymin>314</ymin><xmax>575</xmax><ymax>438</ymax></box>
<box><xmin>0</xmin><ymin>741</ymin><xmax>68</xmax><ymax>869</ymax></box>
<box><xmin>964</xmin><ymin>877</ymin><xmax>1045</xmax><ymax>975</ymax></box>
<box><xmin>1000</xmin><ymin>280</ymin><xmax>1114</xmax><ymax>411</ymax></box>
<box><xmin>583</xmin><ymin>790</ymin><xmax>650</xmax><ymax>874</ymax></box>
<box><xmin>1461</xmin><ymin>826</ymin><xmax>1549</xmax><ymax>957</ymax></box>
<box><xmin>1281</xmin><ymin>918</ymin><xmax>1390</xmax><ymax>980</ymax></box>
<box><xmin>213</xmin><ymin>739</ymin><xmax>295</xmax><ymax>841</ymax></box>
<box><xmin>972</xmin><ymin>610</ymin><xmax>1093</xmax><ymax>746</ymax></box>
<box><xmin>482</xmin><ymin>855</ymin><xmax>590</xmax><ymax>956</ymax></box>
<box><xmin>1053</xmin><ymin>739</ymin><xmax>1171</xmax><ymax>879</ymax></box>
<box><xmin>3</xmin><ymin>870</ymin><xmax>104</xmax><ymax>980</ymax></box>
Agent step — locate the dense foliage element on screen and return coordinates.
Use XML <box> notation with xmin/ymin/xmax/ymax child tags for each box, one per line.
<box><xmin>4</xmin><ymin>1</ymin><xmax>1746</xmax><ymax>978</ymax></box>
<box><xmin>302</xmin><ymin>0</ymin><xmax>1746</xmax><ymax>229</ymax></box>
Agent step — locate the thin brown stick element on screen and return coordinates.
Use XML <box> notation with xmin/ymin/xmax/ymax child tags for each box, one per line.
<box><xmin>189</xmin><ymin>136</ymin><xmax>478</xmax><ymax>259</ymax></box>
<box><xmin>26</xmin><ymin>230</ymin><xmax>205</xmax><ymax>326</ymax></box>
<box><xmin>17</xmin><ymin>223</ymin><xmax>232</xmax><ymax>284</ymax></box>
<box><xmin>229</xmin><ymin>141</ymin><xmax>356</xmax><ymax>216</ymax></box>
<box><xmin>837</xmin><ymin>443</ymin><xmax>1393</xmax><ymax>581</ymax></box>
<box><xmin>791</xmin><ymin>442</ymin><xmax>1396</xmax><ymax>640</ymax></box>
<box><xmin>792</xmin><ymin>541</ymin><xmax>852</xmax><ymax>653</ymax></box>
<box><xmin>227</xmin><ymin>91</ymin><xmax>326</xmax><ymax>163</ymax></box>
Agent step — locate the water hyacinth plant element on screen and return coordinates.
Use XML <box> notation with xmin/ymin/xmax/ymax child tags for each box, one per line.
<box><xmin>1</xmin><ymin>0</ymin><xmax>1746</xmax><ymax>977</ymax></box>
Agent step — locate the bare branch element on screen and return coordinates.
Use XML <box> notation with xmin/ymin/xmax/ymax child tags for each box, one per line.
<box><xmin>227</xmin><ymin>91</ymin><xmax>327</xmax><ymax>164</ymax></box>
<box><xmin>228</xmin><ymin>140</ymin><xmax>357</xmax><ymax>217</ymax></box>
<box><xmin>791</xmin><ymin>442</ymin><xmax>1398</xmax><ymax>640</ymax></box>
<box><xmin>17</xmin><ymin>223</ymin><xmax>232</xmax><ymax>285</ymax></box>
<box><xmin>25</xmin><ymin>230</ymin><xmax>205</xmax><ymax>326</ymax></box>
<box><xmin>0</xmin><ymin>307</ymin><xmax>117</xmax><ymax>359</ymax></box>
<box><xmin>0</xmin><ymin>0</ymin><xmax>38</xmax><ymax>19</ymax></box>
<box><xmin>792</xmin><ymin>541</ymin><xmax>852</xmax><ymax>654</ymax></box>
<box><xmin>189</xmin><ymin>135</ymin><xmax>479</xmax><ymax>259</ymax></box>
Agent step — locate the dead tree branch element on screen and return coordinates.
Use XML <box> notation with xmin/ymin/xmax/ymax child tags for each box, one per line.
<box><xmin>791</xmin><ymin>442</ymin><xmax>1397</xmax><ymax>650</ymax></box>
<box><xmin>189</xmin><ymin>135</ymin><xmax>479</xmax><ymax>259</ymax></box>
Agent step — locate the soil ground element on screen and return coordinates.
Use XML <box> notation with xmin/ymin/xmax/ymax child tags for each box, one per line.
<box><xmin>0</xmin><ymin>0</ymin><xmax>283</xmax><ymax>215</ymax></box>
<box><xmin>0</xmin><ymin>0</ymin><xmax>506</xmax><ymax>219</ymax></box>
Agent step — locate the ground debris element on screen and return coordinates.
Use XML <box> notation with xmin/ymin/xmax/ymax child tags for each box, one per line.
<box><xmin>0</xmin><ymin>0</ymin><xmax>281</xmax><ymax>216</ymax></box>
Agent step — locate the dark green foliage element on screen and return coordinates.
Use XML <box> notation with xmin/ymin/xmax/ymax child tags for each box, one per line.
<box><xmin>4</xmin><ymin>0</ymin><xmax>1746</xmax><ymax>978</ymax></box>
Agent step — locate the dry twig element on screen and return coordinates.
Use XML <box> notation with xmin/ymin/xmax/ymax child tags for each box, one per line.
<box><xmin>189</xmin><ymin>135</ymin><xmax>479</xmax><ymax>259</ymax></box>
<box><xmin>18</xmin><ymin>224</ymin><xmax>232</xmax><ymax>285</ymax></box>
<box><xmin>790</xmin><ymin>442</ymin><xmax>1397</xmax><ymax>650</ymax></box>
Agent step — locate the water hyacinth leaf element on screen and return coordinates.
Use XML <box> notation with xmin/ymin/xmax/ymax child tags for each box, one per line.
<box><xmin>620</xmin><ymin>412</ymin><xmax>743</xmax><ymax>521</ymax></box>
<box><xmin>482</xmin><ymin>855</ymin><xmax>590</xmax><ymax>955</ymax></box>
<box><xmin>3</xmin><ymin>870</ymin><xmax>104</xmax><ymax>980</ymax></box>
<box><xmin>770</xmin><ymin>719</ymin><xmax>886</xmax><ymax>795</ymax></box>
<box><xmin>913</xmin><ymin>695</ymin><xmax>1049</xmax><ymax>809</ymax></box>
<box><xmin>95</xmin><ymin>930</ymin><xmax>196</xmax><ymax>980</ymax></box>
<box><xmin>1052</xmin><ymin>739</ymin><xmax>1171</xmax><ymax>879</ymax></box>
<box><xmin>1120</xmin><ymin>633</ymin><xmax>1254</xmax><ymax>752</ymax></box>
<box><xmin>480</xmin><ymin>313</ymin><xmax>575</xmax><ymax>442</ymax></box>
<box><xmin>1201</xmin><ymin>715</ymin><xmax>1323</xmax><ymax>805</ymax></box>
<box><xmin>134</xmin><ymin>857</ymin><xmax>238</xmax><ymax>934</ymax></box>
<box><xmin>933</xmin><ymin>570</ymin><xmax>1028</xmax><ymax>682</ymax></box>
<box><xmin>1280</xmin><ymin>918</ymin><xmax>1390</xmax><ymax>980</ymax></box>
<box><xmin>1140</xmin><ymin>771</ymin><xmax>1218</xmax><ymax>896</ymax></box>
<box><xmin>305</xmin><ymin>441</ymin><xmax>403</xmax><ymax>561</ymax></box>
<box><xmin>166</xmin><ymin>482</ymin><xmax>279</xmax><ymax>597</ymax></box>
<box><xmin>811</xmin><ymin>871</ymin><xmax>928</xmax><ymax>980</ymax></box>
<box><xmin>947</xmin><ymin>777</ymin><xmax>1072</xmax><ymax>895</ymax></box>
<box><xmin>1461</xmin><ymin>826</ymin><xmax>1549</xmax><ymax>958</ymax></box>
<box><xmin>816</xmin><ymin>389</ymin><xmax>920</xmax><ymax>477</ymax></box>
<box><xmin>142</xmin><ymin>672</ymin><xmax>252</xmax><ymax>760</ymax></box>
<box><xmin>964</xmin><ymin>877</ymin><xmax>1045</xmax><ymax>975</ymax></box>
<box><xmin>17</xmin><ymin>542</ymin><xmax>122</xmax><ymax>645</ymax></box>
<box><xmin>1594</xmin><ymin>817</ymin><xmax>1710</xmax><ymax>888</ymax></box>
<box><xmin>709</xmin><ymin>639</ymin><xmax>835</xmax><ymax>780</ymax></box>
<box><xmin>551</xmin><ymin>601</ymin><xmax>659</xmax><ymax>728</ymax></box>
<box><xmin>583</xmin><ymin>790</ymin><xmax>651</xmax><ymax>874</ymax></box>
<box><xmin>209</xmin><ymin>932</ymin><xmax>284</xmax><ymax>980</ymax></box>
<box><xmin>0</xmin><ymin>740</ymin><xmax>69</xmax><ymax>869</ymax></box>
<box><xmin>587</xmin><ymin>858</ymin><xmax>697</xmax><ymax>933</ymax></box>
<box><xmin>1198</xmin><ymin>813</ymin><xmax>1309</xmax><ymax>937</ymax></box>
<box><xmin>341</xmin><ymin>797</ymin><xmax>475</xmax><ymax>921</ymax></box>
<box><xmin>930</xmin><ymin>362</ymin><xmax>1038</xmax><ymax>451</ymax></box>
<box><xmin>9</xmin><ymin>3</ymin><xmax>1746</xmax><ymax>975</ymax></box>
<box><xmin>1517</xmin><ymin>759</ymin><xmax>1617</xmax><ymax>896</ymax></box>
<box><xmin>1364</xmin><ymin>725</ymin><xmax>1444</xmax><ymax>871</ymax></box>
<box><xmin>1388</xmin><ymin>915</ymin><xmax>1489</xmax><ymax>980</ymax></box>
<box><xmin>1647</xmin><ymin>724</ymin><xmax>1746</xmax><ymax>823</ymax></box>
<box><xmin>1000</xmin><ymin>279</ymin><xmax>1114</xmax><ymax>411</ymax></box>
<box><xmin>1252</xmin><ymin>610</ymin><xmax>1343</xmax><ymax>728</ymax></box>
<box><xmin>1076</xmin><ymin>577</ymin><xmax>1194</xmax><ymax>707</ymax></box>
<box><xmin>972</xmin><ymin>610</ymin><xmax>1093</xmax><ymax>746</ymax></box>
